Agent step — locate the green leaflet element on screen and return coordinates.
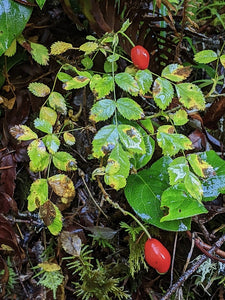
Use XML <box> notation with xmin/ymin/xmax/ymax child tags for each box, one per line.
<box><xmin>39</xmin><ymin>107</ymin><xmax>57</xmax><ymax>126</ymax></box>
<box><xmin>194</xmin><ymin>50</ymin><xmax>217</xmax><ymax>64</ymax></box>
<box><xmin>52</xmin><ymin>152</ymin><xmax>77</xmax><ymax>171</ymax></box>
<box><xmin>90</xmin><ymin>74</ymin><xmax>114</xmax><ymax>99</ymax></box>
<box><xmin>115</xmin><ymin>73</ymin><xmax>139</xmax><ymax>96</ymax></box>
<box><xmin>153</xmin><ymin>77</ymin><xmax>174</xmax><ymax>109</ymax></box>
<box><xmin>116</xmin><ymin>98</ymin><xmax>144</xmax><ymax>120</ymax></box>
<box><xmin>135</xmin><ymin>69</ymin><xmax>153</xmax><ymax>95</ymax></box>
<box><xmin>157</xmin><ymin>125</ymin><xmax>193</xmax><ymax>156</ymax></box>
<box><xmin>92</xmin><ymin>124</ymin><xmax>119</xmax><ymax>158</ymax></box>
<box><xmin>200</xmin><ymin>150</ymin><xmax>225</xmax><ymax>201</ymax></box>
<box><xmin>27</xmin><ymin>179</ymin><xmax>48</xmax><ymax>211</ymax></box>
<box><xmin>28</xmin><ymin>139</ymin><xmax>50</xmax><ymax>172</ymax></box>
<box><xmin>161</xmin><ymin>64</ymin><xmax>192</xmax><ymax>82</ymax></box>
<box><xmin>90</xmin><ymin>99</ymin><xmax>116</xmax><ymax>122</ymax></box>
<box><xmin>104</xmin><ymin>144</ymin><xmax>130</xmax><ymax>190</ymax></box>
<box><xmin>176</xmin><ymin>83</ymin><xmax>205</xmax><ymax>110</ymax></box>
<box><xmin>48</xmin><ymin>92</ymin><xmax>67</xmax><ymax>115</ymax></box>
<box><xmin>43</xmin><ymin>134</ymin><xmax>60</xmax><ymax>154</ymax></box>
<box><xmin>168</xmin><ymin>157</ymin><xmax>189</xmax><ymax>185</ymax></box>
<box><xmin>28</xmin><ymin>82</ymin><xmax>50</xmax><ymax>97</ymax></box>
<box><xmin>10</xmin><ymin>125</ymin><xmax>38</xmax><ymax>141</ymax></box>
<box><xmin>34</xmin><ymin>118</ymin><xmax>53</xmax><ymax>134</ymax></box>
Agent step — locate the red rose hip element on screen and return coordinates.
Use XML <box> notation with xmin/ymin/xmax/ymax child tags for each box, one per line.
<box><xmin>131</xmin><ymin>45</ymin><xmax>150</xmax><ymax>70</ymax></box>
<box><xmin>144</xmin><ymin>238</ymin><xmax>171</xmax><ymax>274</ymax></box>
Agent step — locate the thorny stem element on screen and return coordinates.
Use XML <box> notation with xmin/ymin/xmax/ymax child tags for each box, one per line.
<box><xmin>97</xmin><ymin>177</ymin><xmax>151</xmax><ymax>239</ymax></box>
<box><xmin>161</xmin><ymin>233</ymin><xmax>225</xmax><ymax>300</ymax></box>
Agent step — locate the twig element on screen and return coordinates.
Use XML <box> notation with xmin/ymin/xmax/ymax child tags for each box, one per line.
<box><xmin>161</xmin><ymin>233</ymin><xmax>225</xmax><ymax>300</ymax></box>
<box><xmin>170</xmin><ymin>232</ymin><xmax>178</xmax><ymax>287</ymax></box>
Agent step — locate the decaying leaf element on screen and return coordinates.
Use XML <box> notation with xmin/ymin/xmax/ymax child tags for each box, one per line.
<box><xmin>48</xmin><ymin>174</ymin><xmax>75</xmax><ymax>203</ymax></box>
<box><xmin>60</xmin><ymin>231</ymin><xmax>82</xmax><ymax>256</ymax></box>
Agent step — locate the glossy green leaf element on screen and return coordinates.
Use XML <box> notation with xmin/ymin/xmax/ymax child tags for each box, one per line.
<box><xmin>43</xmin><ymin>134</ymin><xmax>60</xmax><ymax>154</ymax></box>
<box><xmin>116</xmin><ymin>98</ymin><xmax>144</xmax><ymax>120</ymax></box>
<box><xmin>53</xmin><ymin>152</ymin><xmax>77</xmax><ymax>171</ymax></box>
<box><xmin>34</xmin><ymin>118</ymin><xmax>52</xmax><ymax>134</ymax></box>
<box><xmin>125</xmin><ymin>156</ymin><xmax>191</xmax><ymax>231</ymax></box>
<box><xmin>28</xmin><ymin>139</ymin><xmax>50</xmax><ymax>172</ymax></box>
<box><xmin>30</xmin><ymin>42</ymin><xmax>49</xmax><ymax>66</ymax></box>
<box><xmin>131</xmin><ymin>135</ymin><xmax>155</xmax><ymax>170</ymax></box>
<box><xmin>199</xmin><ymin>151</ymin><xmax>225</xmax><ymax>201</ymax></box>
<box><xmin>92</xmin><ymin>124</ymin><xmax>118</xmax><ymax>158</ymax></box>
<box><xmin>194</xmin><ymin>50</ymin><xmax>217</xmax><ymax>64</ymax></box>
<box><xmin>153</xmin><ymin>77</ymin><xmax>173</xmax><ymax>109</ymax></box>
<box><xmin>135</xmin><ymin>69</ymin><xmax>153</xmax><ymax>94</ymax></box>
<box><xmin>39</xmin><ymin>107</ymin><xmax>57</xmax><ymax>126</ymax></box>
<box><xmin>157</xmin><ymin>125</ymin><xmax>193</xmax><ymax>156</ymax></box>
<box><xmin>160</xmin><ymin>183</ymin><xmax>207</xmax><ymax>222</ymax></box>
<box><xmin>10</xmin><ymin>124</ymin><xmax>38</xmax><ymax>141</ymax></box>
<box><xmin>28</xmin><ymin>82</ymin><xmax>50</xmax><ymax>97</ymax></box>
<box><xmin>104</xmin><ymin>144</ymin><xmax>130</xmax><ymax>190</ymax></box>
<box><xmin>161</xmin><ymin>64</ymin><xmax>192</xmax><ymax>82</ymax></box>
<box><xmin>118</xmin><ymin>124</ymin><xmax>145</xmax><ymax>154</ymax></box>
<box><xmin>115</xmin><ymin>73</ymin><xmax>139</xmax><ymax>96</ymax></box>
<box><xmin>184</xmin><ymin>171</ymin><xmax>203</xmax><ymax>201</ymax></box>
<box><xmin>169</xmin><ymin>109</ymin><xmax>188</xmax><ymax>126</ymax></box>
<box><xmin>168</xmin><ymin>157</ymin><xmax>189</xmax><ymax>185</ymax></box>
<box><xmin>90</xmin><ymin>74</ymin><xmax>114</xmax><ymax>99</ymax></box>
<box><xmin>48</xmin><ymin>92</ymin><xmax>67</xmax><ymax>115</ymax></box>
<box><xmin>79</xmin><ymin>42</ymin><xmax>98</xmax><ymax>54</ymax></box>
<box><xmin>0</xmin><ymin>1</ymin><xmax>32</xmax><ymax>56</ymax></box>
<box><xmin>89</xmin><ymin>99</ymin><xmax>116</xmax><ymax>122</ymax></box>
<box><xmin>27</xmin><ymin>179</ymin><xmax>48</xmax><ymax>211</ymax></box>
<box><xmin>176</xmin><ymin>83</ymin><xmax>205</xmax><ymax>110</ymax></box>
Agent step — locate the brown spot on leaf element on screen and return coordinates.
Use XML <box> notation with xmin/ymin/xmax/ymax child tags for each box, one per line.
<box><xmin>39</xmin><ymin>201</ymin><xmax>56</xmax><ymax>226</ymax></box>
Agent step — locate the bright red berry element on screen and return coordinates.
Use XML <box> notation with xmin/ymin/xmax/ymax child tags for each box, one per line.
<box><xmin>144</xmin><ymin>238</ymin><xmax>171</xmax><ymax>274</ymax></box>
<box><xmin>131</xmin><ymin>45</ymin><xmax>150</xmax><ymax>70</ymax></box>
